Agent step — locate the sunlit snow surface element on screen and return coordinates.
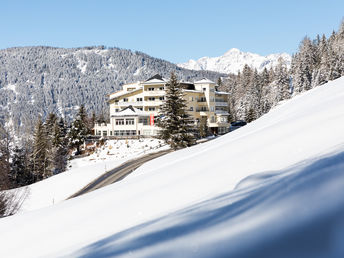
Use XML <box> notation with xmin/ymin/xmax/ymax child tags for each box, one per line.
<box><xmin>0</xmin><ymin>77</ymin><xmax>344</xmax><ymax>258</ymax></box>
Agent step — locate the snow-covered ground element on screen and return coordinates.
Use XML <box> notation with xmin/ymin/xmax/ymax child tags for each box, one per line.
<box><xmin>1</xmin><ymin>77</ymin><xmax>344</xmax><ymax>257</ymax></box>
<box><xmin>14</xmin><ymin>138</ymin><xmax>167</xmax><ymax>213</ymax></box>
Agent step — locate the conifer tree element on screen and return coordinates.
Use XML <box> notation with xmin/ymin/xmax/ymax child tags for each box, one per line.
<box><xmin>157</xmin><ymin>72</ymin><xmax>195</xmax><ymax>150</ymax></box>
<box><xmin>68</xmin><ymin>105</ymin><xmax>90</xmax><ymax>154</ymax></box>
<box><xmin>275</xmin><ymin>58</ymin><xmax>291</xmax><ymax>101</ymax></box>
<box><xmin>32</xmin><ymin>117</ymin><xmax>51</xmax><ymax>181</ymax></box>
<box><xmin>245</xmin><ymin>107</ymin><xmax>256</xmax><ymax>123</ymax></box>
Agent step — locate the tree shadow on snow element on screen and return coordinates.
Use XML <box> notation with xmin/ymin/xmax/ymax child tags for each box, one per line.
<box><xmin>71</xmin><ymin>150</ymin><xmax>344</xmax><ymax>258</ymax></box>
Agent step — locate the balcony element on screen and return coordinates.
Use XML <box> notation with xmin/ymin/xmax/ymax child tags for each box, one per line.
<box><xmin>145</xmin><ymin>91</ymin><xmax>165</xmax><ymax>96</ymax></box>
<box><xmin>196</xmin><ymin>108</ymin><xmax>208</xmax><ymax>112</ymax></box>
<box><xmin>117</xmin><ymin>101</ymin><xmax>143</xmax><ymax>106</ymax></box>
<box><xmin>215</xmin><ymin>110</ymin><xmax>229</xmax><ymax>115</ymax></box>
<box><xmin>215</xmin><ymin>101</ymin><xmax>228</xmax><ymax>107</ymax></box>
<box><xmin>144</xmin><ymin>101</ymin><xmax>163</xmax><ymax>106</ymax></box>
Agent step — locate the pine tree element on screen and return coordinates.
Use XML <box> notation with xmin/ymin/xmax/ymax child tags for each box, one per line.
<box><xmin>245</xmin><ymin>107</ymin><xmax>256</xmax><ymax>123</ymax></box>
<box><xmin>68</xmin><ymin>105</ymin><xmax>90</xmax><ymax>154</ymax></box>
<box><xmin>32</xmin><ymin>117</ymin><xmax>51</xmax><ymax>181</ymax></box>
<box><xmin>10</xmin><ymin>146</ymin><xmax>33</xmax><ymax>186</ymax></box>
<box><xmin>51</xmin><ymin>118</ymin><xmax>69</xmax><ymax>174</ymax></box>
<box><xmin>198</xmin><ymin>116</ymin><xmax>209</xmax><ymax>138</ymax></box>
<box><xmin>0</xmin><ymin>124</ymin><xmax>12</xmax><ymax>190</ymax></box>
<box><xmin>157</xmin><ymin>72</ymin><xmax>195</xmax><ymax>150</ymax></box>
<box><xmin>275</xmin><ymin>58</ymin><xmax>290</xmax><ymax>101</ymax></box>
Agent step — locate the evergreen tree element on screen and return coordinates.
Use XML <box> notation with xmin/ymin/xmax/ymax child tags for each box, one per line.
<box><xmin>275</xmin><ymin>58</ymin><xmax>291</xmax><ymax>101</ymax></box>
<box><xmin>68</xmin><ymin>105</ymin><xmax>90</xmax><ymax>154</ymax></box>
<box><xmin>50</xmin><ymin>118</ymin><xmax>69</xmax><ymax>174</ymax></box>
<box><xmin>198</xmin><ymin>116</ymin><xmax>209</xmax><ymax>138</ymax></box>
<box><xmin>0</xmin><ymin>124</ymin><xmax>12</xmax><ymax>189</ymax></box>
<box><xmin>157</xmin><ymin>72</ymin><xmax>195</xmax><ymax>150</ymax></box>
<box><xmin>32</xmin><ymin>117</ymin><xmax>51</xmax><ymax>181</ymax></box>
<box><xmin>245</xmin><ymin>107</ymin><xmax>256</xmax><ymax>123</ymax></box>
<box><xmin>10</xmin><ymin>146</ymin><xmax>33</xmax><ymax>186</ymax></box>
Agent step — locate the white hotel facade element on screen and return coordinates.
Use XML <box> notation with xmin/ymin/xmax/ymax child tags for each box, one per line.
<box><xmin>94</xmin><ymin>74</ymin><xmax>230</xmax><ymax>137</ymax></box>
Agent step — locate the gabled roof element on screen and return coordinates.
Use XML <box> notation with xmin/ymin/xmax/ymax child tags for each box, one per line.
<box><xmin>146</xmin><ymin>74</ymin><xmax>163</xmax><ymax>81</ymax></box>
<box><xmin>111</xmin><ymin>105</ymin><xmax>149</xmax><ymax>117</ymax></box>
<box><xmin>194</xmin><ymin>78</ymin><xmax>215</xmax><ymax>84</ymax></box>
<box><xmin>144</xmin><ymin>74</ymin><xmax>168</xmax><ymax>84</ymax></box>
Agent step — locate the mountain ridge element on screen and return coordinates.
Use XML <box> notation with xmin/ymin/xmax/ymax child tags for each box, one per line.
<box><xmin>178</xmin><ymin>48</ymin><xmax>291</xmax><ymax>74</ymax></box>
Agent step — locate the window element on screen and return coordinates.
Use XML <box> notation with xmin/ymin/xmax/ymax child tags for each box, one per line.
<box><xmin>115</xmin><ymin>109</ymin><xmax>119</xmax><ymax>112</ymax></box>
<box><xmin>126</xmin><ymin>118</ymin><xmax>134</xmax><ymax>125</ymax></box>
<box><xmin>136</xmin><ymin>97</ymin><xmax>143</xmax><ymax>102</ymax></box>
<box><xmin>97</xmin><ymin>130</ymin><xmax>101</xmax><ymax>136</ymax></box>
<box><xmin>115</xmin><ymin>119</ymin><xmax>124</xmax><ymax>125</ymax></box>
<box><xmin>159</xmin><ymin>96</ymin><xmax>164</xmax><ymax>101</ymax></box>
<box><xmin>137</xmin><ymin>107</ymin><xmax>143</xmax><ymax>111</ymax></box>
<box><xmin>148</xmin><ymin>87</ymin><xmax>155</xmax><ymax>91</ymax></box>
<box><xmin>203</xmin><ymin>87</ymin><xmax>206</xmax><ymax>92</ymax></box>
<box><xmin>159</xmin><ymin>87</ymin><xmax>164</xmax><ymax>90</ymax></box>
<box><xmin>148</xmin><ymin>107</ymin><xmax>155</xmax><ymax>111</ymax></box>
<box><xmin>189</xmin><ymin>107</ymin><xmax>194</xmax><ymax>111</ymax></box>
<box><xmin>211</xmin><ymin>116</ymin><xmax>215</xmax><ymax>123</ymax></box>
<box><xmin>148</xmin><ymin>97</ymin><xmax>155</xmax><ymax>101</ymax></box>
<box><xmin>123</xmin><ymin>98</ymin><xmax>128</xmax><ymax>102</ymax></box>
<box><xmin>210</xmin><ymin>106</ymin><xmax>215</xmax><ymax>112</ymax></box>
<box><xmin>139</xmin><ymin>117</ymin><xmax>149</xmax><ymax>125</ymax></box>
<box><xmin>103</xmin><ymin>131</ymin><xmax>107</xmax><ymax>136</ymax></box>
<box><xmin>110</xmin><ymin>131</ymin><xmax>113</xmax><ymax>136</ymax></box>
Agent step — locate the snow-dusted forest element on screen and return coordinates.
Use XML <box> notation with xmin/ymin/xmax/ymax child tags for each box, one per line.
<box><xmin>220</xmin><ymin>21</ymin><xmax>344</xmax><ymax>121</ymax></box>
<box><xmin>0</xmin><ymin>46</ymin><xmax>223</xmax><ymax>135</ymax></box>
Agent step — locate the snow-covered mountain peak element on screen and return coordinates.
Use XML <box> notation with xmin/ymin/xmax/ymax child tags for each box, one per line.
<box><xmin>178</xmin><ymin>48</ymin><xmax>292</xmax><ymax>74</ymax></box>
<box><xmin>223</xmin><ymin>48</ymin><xmax>241</xmax><ymax>55</ymax></box>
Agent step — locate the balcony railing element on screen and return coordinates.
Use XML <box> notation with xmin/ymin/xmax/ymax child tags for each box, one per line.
<box><xmin>196</xmin><ymin>108</ymin><xmax>209</xmax><ymax>112</ymax></box>
<box><xmin>117</xmin><ymin>101</ymin><xmax>143</xmax><ymax>106</ymax></box>
<box><xmin>215</xmin><ymin>101</ymin><xmax>228</xmax><ymax>107</ymax></box>
<box><xmin>144</xmin><ymin>101</ymin><xmax>163</xmax><ymax>106</ymax></box>
<box><xmin>145</xmin><ymin>91</ymin><xmax>165</xmax><ymax>96</ymax></box>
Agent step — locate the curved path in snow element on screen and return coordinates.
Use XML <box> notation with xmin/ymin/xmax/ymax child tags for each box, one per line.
<box><xmin>68</xmin><ymin>149</ymin><xmax>173</xmax><ymax>199</ymax></box>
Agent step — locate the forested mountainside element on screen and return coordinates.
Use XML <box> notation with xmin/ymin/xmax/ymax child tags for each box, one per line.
<box><xmin>0</xmin><ymin>46</ymin><xmax>223</xmax><ymax>134</ymax></box>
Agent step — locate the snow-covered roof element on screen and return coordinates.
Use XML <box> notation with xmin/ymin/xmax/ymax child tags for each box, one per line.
<box><xmin>109</xmin><ymin>87</ymin><xmax>142</xmax><ymax>100</ymax></box>
<box><xmin>215</xmin><ymin>91</ymin><xmax>230</xmax><ymax>95</ymax></box>
<box><xmin>143</xmin><ymin>74</ymin><xmax>168</xmax><ymax>84</ymax></box>
<box><xmin>183</xmin><ymin>89</ymin><xmax>203</xmax><ymax>93</ymax></box>
<box><xmin>111</xmin><ymin>105</ymin><xmax>150</xmax><ymax>117</ymax></box>
<box><xmin>143</xmin><ymin>78</ymin><xmax>168</xmax><ymax>84</ymax></box>
<box><xmin>194</xmin><ymin>78</ymin><xmax>215</xmax><ymax>84</ymax></box>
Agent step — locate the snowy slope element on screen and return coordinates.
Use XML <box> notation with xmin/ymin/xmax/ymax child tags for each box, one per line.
<box><xmin>0</xmin><ymin>77</ymin><xmax>344</xmax><ymax>257</ymax></box>
<box><xmin>178</xmin><ymin>48</ymin><xmax>291</xmax><ymax>74</ymax></box>
<box><xmin>14</xmin><ymin>138</ymin><xmax>167</xmax><ymax>213</ymax></box>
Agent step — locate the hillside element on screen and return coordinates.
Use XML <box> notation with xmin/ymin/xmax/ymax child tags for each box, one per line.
<box><xmin>0</xmin><ymin>46</ymin><xmax>223</xmax><ymax>133</ymax></box>
<box><xmin>178</xmin><ymin>48</ymin><xmax>291</xmax><ymax>74</ymax></box>
<box><xmin>0</xmin><ymin>77</ymin><xmax>343</xmax><ymax>257</ymax></box>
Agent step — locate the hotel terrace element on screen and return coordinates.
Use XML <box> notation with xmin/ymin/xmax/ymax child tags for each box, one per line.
<box><xmin>94</xmin><ymin>74</ymin><xmax>230</xmax><ymax>137</ymax></box>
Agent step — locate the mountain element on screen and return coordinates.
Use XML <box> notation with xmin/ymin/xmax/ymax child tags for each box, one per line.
<box><xmin>1</xmin><ymin>76</ymin><xmax>343</xmax><ymax>257</ymax></box>
<box><xmin>0</xmin><ymin>46</ymin><xmax>224</xmax><ymax>134</ymax></box>
<box><xmin>178</xmin><ymin>48</ymin><xmax>292</xmax><ymax>74</ymax></box>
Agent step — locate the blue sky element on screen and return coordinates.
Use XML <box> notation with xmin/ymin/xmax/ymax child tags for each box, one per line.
<box><xmin>1</xmin><ymin>0</ymin><xmax>343</xmax><ymax>63</ymax></box>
